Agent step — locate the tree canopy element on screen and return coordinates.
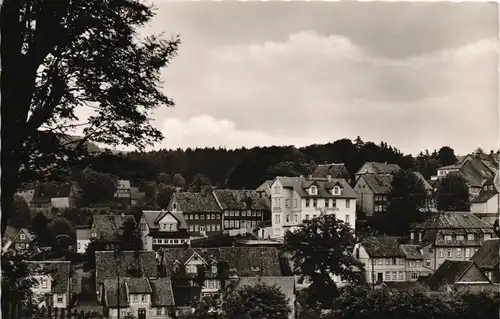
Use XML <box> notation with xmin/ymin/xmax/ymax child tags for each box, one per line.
<box><xmin>438</xmin><ymin>146</ymin><xmax>458</xmax><ymax>167</ymax></box>
<box><xmin>1</xmin><ymin>0</ymin><xmax>180</xmax><ymax>235</ymax></box>
<box><xmin>282</xmin><ymin>214</ymin><xmax>363</xmax><ymax>308</ymax></box>
<box><xmin>436</xmin><ymin>174</ymin><xmax>471</xmax><ymax>211</ymax></box>
<box><xmin>79</xmin><ymin>168</ymin><xmax>117</xmax><ymax>205</ymax></box>
<box><xmin>7</xmin><ymin>195</ymin><xmax>32</xmax><ymax>228</ymax></box>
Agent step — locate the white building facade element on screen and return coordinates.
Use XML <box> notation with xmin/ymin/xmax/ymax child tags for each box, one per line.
<box><xmin>269</xmin><ymin>176</ymin><xmax>357</xmax><ymax>239</ymax></box>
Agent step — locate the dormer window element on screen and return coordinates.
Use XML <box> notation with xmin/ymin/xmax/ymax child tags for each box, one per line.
<box><xmin>333</xmin><ymin>186</ymin><xmax>341</xmax><ymax>195</ymax></box>
<box><xmin>211</xmin><ymin>263</ymin><xmax>217</xmax><ymax>274</ymax></box>
<box><xmin>309</xmin><ymin>186</ymin><xmax>317</xmax><ymax>195</ymax></box>
<box><xmin>173</xmin><ymin>203</ymin><xmax>177</xmax><ymax>211</ymax></box>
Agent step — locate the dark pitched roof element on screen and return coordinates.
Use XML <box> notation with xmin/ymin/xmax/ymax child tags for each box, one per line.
<box><xmin>91</xmin><ymin>215</ymin><xmax>135</xmax><ymax>241</ymax></box>
<box><xmin>32</xmin><ymin>183</ymin><xmax>73</xmax><ymax>203</ymax></box>
<box><xmin>126</xmin><ymin>277</ymin><xmax>152</xmax><ymax>294</ymax></box>
<box><xmin>104</xmin><ymin>278</ymin><xmax>129</xmax><ymax>307</ymax></box>
<box><xmin>256</xmin><ymin>180</ymin><xmax>272</xmax><ymax>192</ymax></box>
<box><xmin>412</xmin><ymin>172</ymin><xmax>433</xmax><ymax>191</ymax></box>
<box><xmin>356</xmin><ymin>162</ymin><xmax>401</xmax><ymax>175</ymax></box>
<box><xmin>312</xmin><ymin>163</ymin><xmax>347</xmax><ymax>178</ymax></box>
<box><xmin>399</xmin><ymin>244</ymin><xmax>422</xmax><ymax>259</ymax></box>
<box><xmin>426</xmin><ymin>260</ymin><xmax>476</xmax><ymax>290</ymax></box>
<box><xmin>150</xmin><ymin>278</ymin><xmax>175</xmax><ymax>306</ymax></box>
<box><xmin>142</xmin><ymin>210</ymin><xmax>188</xmax><ymax>230</ymax></box>
<box><xmin>95</xmin><ymin>251</ymin><xmax>158</xmax><ymax>284</ymax></box>
<box><xmin>275</xmin><ymin>176</ymin><xmax>357</xmax><ymax>199</ymax></box>
<box><xmin>471</xmin><ymin>239</ymin><xmax>500</xmax><ymax>270</ymax></box>
<box><xmin>170</xmin><ymin>192</ymin><xmax>222</xmax><ymax>213</ymax></box>
<box><xmin>213</xmin><ymin>189</ymin><xmax>267</xmax><ymax>210</ymax></box>
<box><xmin>471</xmin><ymin>191</ymin><xmax>497</xmax><ymax>203</ymax></box>
<box><xmin>159</xmin><ymin>247</ymin><xmax>282</xmax><ymax>277</ymax></box>
<box><xmin>361</xmin><ymin>174</ymin><xmax>393</xmax><ymax>194</ymax></box>
<box><xmin>2</xmin><ymin>226</ymin><xmax>31</xmax><ymax>242</ymax></box>
<box><xmin>27</xmin><ymin>261</ymin><xmax>71</xmax><ymax>293</ymax></box>
<box><xmin>412</xmin><ymin>212</ymin><xmax>494</xmax><ymax>230</ymax></box>
<box><xmin>361</xmin><ymin>237</ymin><xmax>404</xmax><ymax>258</ymax></box>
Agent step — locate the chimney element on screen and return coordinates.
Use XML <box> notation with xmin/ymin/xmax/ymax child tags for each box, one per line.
<box><xmin>327</xmin><ymin>174</ymin><xmax>332</xmax><ymax>182</ymax></box>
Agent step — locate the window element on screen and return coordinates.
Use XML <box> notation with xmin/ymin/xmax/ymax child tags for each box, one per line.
<box><xmin>285</xmin><ymin>215</ymin><xmax>290</xmax><ymax>223</ymax></box>
<box><xmin>346</xmin><ymin>200</ymin><xmax>350</xmax><ymax>208</ymax></box>
<box><xmin>20</xmin><ymin>233</ymin><xmax>25</xmax><ymax>240</ymax></box>
<box><xmin>465</xmin><ymin>248</ymin><xmax>471</xmax><ymax>258</ymax></box>
<box><xmin>409</xmin><ymin>261</ymin><xmax>415</xmax><ymax>268</ymax></box>
<box><xmin>194</xmin><ymin>214</ymin><xmax>199</xmax><ymax>220</ymax></box>
<box><xmin>385</xmin><ymin>272</ymin><xmax>390</xmax><ymax>281</ymax></box>
<box><xmin>398</xmin><ymin>272</ymin><xmax>404</xmax><ymax>280</ymax></box>
<box><xmin>456</xmin><ymin>235</ymin><xmax>464</xmax><ymax>241</ymax></box>
<box><xmin>378</xmin><ymin>259</ymin><xmax>383</xmax><ymax>265</ymax></box>
<box><xmin>333</xmin><ymin>186</ymin><xmax>340</xmax><ymax>195</ymax></box>
<box><xmin>313</xmin><ymin>199</ymin><xmax>317</xmax><ymax>207</ymax></box>
<box><xmin>285</xmin><ymin>199</ymin><xmax>290</xmax><ymax>208</ymax></box>
<box><xmin>444</xmin><ymin>235</ymin><xmax>452</xmax><ymax>241</ymax></box>
<box><xmin>305</xmin><ymin>214</ymin><xmax>310</xmax><ymax>220</ymax></box>
<box><xmin>216</xmin><ymin>214</ymin><xmax>221</xmax><ymax>219</ymax></box>
<box><xmin>235</xmin><ymin>211</ymin><xmax>240</xmax><ymax>217</ymax></box>
<box><xmin>140</xmin><ymin>223</ymin><xmax>146</xmax><ymax>231</ymax></box>
<box><xmin>212</xmin><ymin>264</ymin><xmax>217</xmax><ymax>273</ymax></box>
<box><xmin>242</xmin><ymin>211</ymin><xmax>247</xmax><ymax>217</ymax></box>
<box><xmin>312</xmin><ymin>214</ymin><xmax>317</xmax><ymax>219</ymax></box>
<box><xmin>392</xmin><ymin>272</ymin><xmax>397</xmax><ymax>280</ymax></box>
<box><xmin>157</xmin><ymin>308</ymin><xmax>162</xmax><ymax>316</ymax></box>
<box><xmin>173</xmin><ymin>203</ymin><xmax>177</xmax><ymax>210</ymax></box>
<box><xmin>411</xmin><ymin>272</ymin><xmax>419</xmax><ymax>280</ymax></box>
<box><xmin>294</xmin><ymin>199</ymin><xmax>297</xmax><ymax>208</ymax></box>
<box><xmin>485</xmin><ymin>233</ymin><xmax>492</xmax><ymax>240</ymax></box>
<box><xmin>189</xmin><ymin>225</ymin><xmax>194</xmax><ymax>232</ymax></box>
<box><xmin>332</xmin><ymin>200</ymin><xmax>336</xmax><ymax>209</ymax></box>
<box><xmin>295</xmin><ymin>214</ymin><xmax>299</xmax><ymax>222</ymax></box>
<box><xmin>57</xmin><ymin>295</ymin><xmax>63</xmax><ymax>303</ymax></box>
<box><xmin>416</xmin><ymin>261</ymin><xmax>421</xmax><ymax>268</ymax></box>
<box><xmin>426</xmin><ymin>259</ymin><xmax>431</xmax><ymax>267</ymax></box>
<box><xmin>78</xmin><ymin>243</ymin><xmax>81</xmax><ymax>249</ymax></box>
<box><xmin>91</xmin><ymin>232</ymin><xmax>97</xmax><ymax>238</ymax></box>
<box><xmin>41</xmin><ymin>279</ymin><xmax>48</xmax><ymax>289</ymax></box>
<box><xmin>275</xmin><ymin>215</ymin><xmax>281</xmax><ymax>224</ymax></box>
<box><xmin>468</xmin><ymin>233</ymin><xmax>475</xmax><ymax>241</ymax></box>
<box><xmin>385</xmin><ymin>259</ymin><xmax>390</xmax><ymax>265</ymax></box>
<box><xmin>275</xmin><ymin>228</ymin><xmax>281</xmax><ymax>236</ymax></box>
<box><xmin>257</xmin><ymin>211</ymin><xmax>261</xmax><ymax>217</ymax></box>
<box><xmin>133</xmin><ymin>295</ymin><xmax>138</xmax><ymax>302</ymax></box>
<box><xmin>456</xmin><ymin>248</ymin><xmax>462</xmax><ymax>258</ymax></box>
<box><xmin>224</xmin><ymin>220</ymin><xmax>229</xmax><ymax>228</ymax></box>
<box><xmin>235</xmin><ymin>220</ymin><xmax>240</xmax><ymax>228</ymax></box>
<box><xmin>225</xmin><ymin>211</ymin><xmax>229</xmax><ymax>217</ymax></box>
<box><xmin>305</xmin><ymin>199</ymin><xmax>310</xmax><ymax>207</ymax></box>
<box><xmin>195</xmin><ymin>225</ymin><xmax>199</xmax><ymax>231</ymax></box>
<box><xmin>216</xmin><ymin>224</ymin><xmax>221</xmax><ymax>231</ymax></box>
<box><xmin>186</xmin><ymin>215</ymin><xmax>190</xmax><ymax>220</ymax></box>
<box><xmin>392</xmin><ymin>258</ymin><xmax>397</xmax><ymax>265</ymax></box>
<box><xmin>310</xmin><ymin>186</ymin><xmax>317</xmax><ymax>195</ymax></box>
<box><xmin>345</xmin><ymin>215</ymin><xmax>350</xmax><ymax>225</ymax></box>
<box><xmin>142</xmin><ymin>295</ymin><xmax>147</xmax><ymax>302</ymax></box>
<box><xmin>200</xmin><ymin>214</ymin><xmax>205</xmax><ymax>219</ymax></box>
<box><xmin>398</xmin><ymin>258</ymin><xmax>404</xmax><ymax>265</ymax></box>
<box><xmin>447</xmin><ymin>249</ymin><xmax>452</xmax><ymax>258</ymax></box>
<box><xmin>229</xmin><ymin>220</ymin><xmax>234</xmax><ymax>228</ymax></box>
<box><xmin>439</xmin><ymin>249</ymin><xmax>444</xmax><ymax>258</ymax></box>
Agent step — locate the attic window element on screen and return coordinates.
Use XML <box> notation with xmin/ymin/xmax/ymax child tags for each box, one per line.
<box><xmin>173</xmin><ymin>203</ymin><xmax>177</xmax><ymax>211</ymax></box>
<box><xmin>333</xmin><ymin>186</ymin><xmax>341</xmax><ymax>195</ymax></box>
<box><xmin>309</xmin><ymin>186</ymin><xmax>317</xmax><ymax>195</ymax></box>
<box><xmin>212</xmin><ymin>264</ymin><xmax>217</xmax><ymax>273</ymax></box>
<box><xmin>251</xmin><ymin>266</ymin><xmax>260</xmax><ymax>272</ymax></box>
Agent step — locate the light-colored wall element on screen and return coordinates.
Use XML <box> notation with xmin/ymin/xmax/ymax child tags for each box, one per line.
<box><xmin>158</xmin><ymin>213</ymin><xmax>178</xmax><ymax>231</ymax></box>
<box><xmin>471</xmin><ymin>194</ymin><xmax>499</xmax><ymax>214</ymax></box>
<box><xmin>52</xmin><ymin>292</ymin><xmax>69</xmax><ymax>309</ymax></box>
<box><xmin>77</xmin><ymin>239</ymin><xmax>90</xmax><ymax>254</ymax></box>
<box><xmin>51</xmin><ymin>197</ymin><xmax>70</xmax><ymax>209</ymax></box>
<box><xmin>139</xmin><ymin>216</ymin><xmax>152</xmax><ymax>251</ymax></box>
<box><xmin>353</xmin><ymin>177</ymin><xmax>375</xmax><ymax>217</ymax></box>
<box><xmin>109</xmin><ymin>307</ymin><xmax>173</xmax><ymax>319</ymax></box>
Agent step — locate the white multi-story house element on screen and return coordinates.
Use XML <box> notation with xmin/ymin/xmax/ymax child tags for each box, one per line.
<box><xmin>139</xmin><ymin>210</ymin><xmax>190</xmax><ymax>251</ymax></box>
<box><xmin>269</xmin><ymin>175</ymin><xmax>357</xmax><ymax>239</ymax></box>
<box><xmin>471</xmin><ymin>179</ymin><xmax>499</xmax><ymax>225</ymax></box>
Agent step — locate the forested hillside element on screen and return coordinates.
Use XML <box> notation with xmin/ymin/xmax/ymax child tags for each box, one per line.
<box><xmin>65</xmin><ymin>137</ymin><xmax>472</xmax><ymax>190</ymax></box>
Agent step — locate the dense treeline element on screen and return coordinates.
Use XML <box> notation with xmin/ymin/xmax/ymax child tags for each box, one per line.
<box><xmin>63</xmin><ymin>137</ymin><xmax>472</xmax><ymax>190</ymax></box>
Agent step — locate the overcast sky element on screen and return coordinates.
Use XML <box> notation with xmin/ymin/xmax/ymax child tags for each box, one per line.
<box><xmin>111</xmin><ymin>1</ymin><xmax>499</xmax><ymax>155</ymax></box>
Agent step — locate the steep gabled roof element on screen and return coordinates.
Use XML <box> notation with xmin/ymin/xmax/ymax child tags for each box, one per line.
<box><xmin>150</xmin><ymin>278</ymin><xmax>175</xmax><ymax>306</ymax></box>
<box><xmin>95</xmin><ymin>251</ymin><xmax>158</xmax><ymax>284</ymax></box>
<box><xmin>399</xmin><ymin>244</ymin><xmax>422</xmax><ymax>260</ymax></box>
<box><xmin>312</xmin><ymin>163</ymin><xmax>348</xmax><ymax>178</ymax></box>
<box><xmin>361</xmin><ymin>174</ymin><xmax>393</xmax><ymax>194</ymax></box>
<box><xmin>170</xmin><ymin>192</ymin><xmax>222</xmax><ymax>213</ymax></box>
<box><xmin>32</xmin><ymin>183</ymin><xmax>73</xmax><ymax>203</ymax></box>
<box><xmin>256</xmin><ymin>180</ymin><xmax>273</xmax><ymax>192</ymax></box>
<box><xmin>275</xmin><ymin>176</ymin><xmax>357</xmax><ymax>199</ymax></box>
<box><xmin>104</xmin><ymin>278</ymin><xmax>129</xmax><ymax>307</ymax></box>
<box><xmin>91</xmin><ymin>215</ymin><xmax>135</xmax><ymax>241</ymax></box>
<box><xmin>412</xmin><ymin>212</ymin><xmax>493</xmax><ymax>230</ymax></box>
<box><xmin>213</xmin><ymin>189</ymin><xmax>267</xmax><ymax>210</ymax></box>
<box><xmin>126</xmin><ymin>277</ymin><xmax>152</xmax><ymax>294</ymax></box>
<box><xmin>356</xmin><ymin>162</ymin><xmax>401</xmax><ymax>175</ymax></box>
<box><xmin>471</xmin><ymin>239</ymin><xmax>500</xmax><ymax>270</ymax></box>
<box><xmin>426</xmin><ymin>260</ymin><xmax>488</xmax><ymax>291</ymax></box>
<box><xmin>27</xmin><ymin>261</ymin><xmax>71</xmax><ymax>293</ymax></box>
<box><xmin>361</xmin><ymin>237</ymin><xmax>404</xmax><ymax>258</ymax></box>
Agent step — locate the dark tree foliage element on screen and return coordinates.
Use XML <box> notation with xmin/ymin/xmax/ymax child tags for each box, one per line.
<box><xmin>438</xmin><ymin>146</ymin><xmax>458</xmax><ymax>167</ymax></box>
<box><xmin>79</xmin><ymin>168</ymin><xmax>117</xmax><ymax>205</ymax></box>
<box><xmin>30</xmin><ymin>211</ymin><xmax>51</xmax><ymax>247</ymax></box>
<box><xmin>374</xmin><ymin>170</ymin><xmax>428</xmax><ymax>236</ymax></box>
<box><xmin>194</xmin><ymin>265</ymin><xmax>207</xmax><ymax>288</ymax></box>
<box><xmin>83</xmin><ymin>239</ymin><xmax>107</xmax><ymax>273</ymax></box>
<box><xmin>157</xmin><ymin>172</ymin><xmax>172</xmax><ymax>185</ymax></box>
<box><xmin>49</xmin><ymin>217</ymin><xmax>76</xmax><ymax>242</ymax></box>
<box><xmin>157</xmin><ymin>184</ymin><xmax>176</xmax><ymax>209</ymax></box>
<box><xmin>188</xmin><ymin>173</ymin><xmax>212</xmax><ymax>192</ymax></box>
<box><xmin>1</xmin><ymin>0</ymin><xmax>180</xmax><ymax>235</ymax></box>
<box><xmin>119</xmin><ymin>217</ymin><xmax>141</xmax><ymax>251</ymax></box>
<box><xmin>436</xmin><ymin>174</ymin><xmax>471</xmax><ymax>211</ymax></box>
<box><xmin>172</xmin><ymin>173</ymin><xmax>187</xmax><ymax>189</ymax></box>
<box><xmin>7</xmin><ymin>195</ymin><xmax>32</xmax><ymax>228</ymax></box>
<box><xmin>282</xmin><ymin>214</ymin><xmax>363</xmax><ymax>308</ymax></box>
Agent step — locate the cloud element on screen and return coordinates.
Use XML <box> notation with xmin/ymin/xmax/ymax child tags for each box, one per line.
<box><xmin>160</xmin><ymin>30</ymin><xmax>498</xmax><ymax>155</ymax></box>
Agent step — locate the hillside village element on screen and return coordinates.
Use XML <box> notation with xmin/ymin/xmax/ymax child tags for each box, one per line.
<box><xmin>3</xmin><ymin>145</ymin><xmax>500</xmax><ymax>319</ymax></box>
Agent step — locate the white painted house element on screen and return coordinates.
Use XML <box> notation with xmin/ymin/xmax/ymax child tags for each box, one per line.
<box><xmin>27</xmin><ymin>261</ymin><xmax>72</xmax><ymax>309</ymax></box>
<box><xmin>471</xmin><ymin>180</ymin><xmax>499</xmax><ymax>225</ymax></box>
<box><xmin>269</xmin><ymin>175</ymin><xmax>357</xmax><ymax>239</ymax></box>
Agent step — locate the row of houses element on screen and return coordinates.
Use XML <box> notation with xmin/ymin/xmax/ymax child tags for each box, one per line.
<box><xmin>76</xmin><ymin>189</ymin><xmax>268</xmax><ymax>254</ymax></box>
<box><xmin>16</xmin><ymin>180</ymin><xmax>144</xmax><ymax>211</ymax></box>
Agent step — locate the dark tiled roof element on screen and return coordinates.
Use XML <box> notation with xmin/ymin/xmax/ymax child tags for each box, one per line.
<box><xmin>150</xmin><ymin>278</ymin><xmax>175</xmax><ymax>306</ymax></box>
<box><xmin>356</xmin><ymin>162</ymin><xmax>401</xmax><ymax>175</ymax></box>
<box><xmin>170</xmin><ymin>192</ymin><xmax>222</xmax><ymax>213</ymax></box>
<box><xmin>412</xmin><ymin>212</ymin><xmax>493</xmax><ymax>230</ymax></box>
<box><xmin>361</xmin><ymin>237</ymin><xmax>404</xmax><ymax>258</ymax></box>
<box><xmin>399</xmin><ymin>244</ymin><xmax>422</xmax><ymax>259</ymax></box>
<box><xmin>2</xmin><ymin>226</ymin><xmax>26</xmax><ymax>242</ymax></box>
<box><xmin>104</xmin><ymin>278</ymin><xmax>129</xmax><ymax>307</ymax></box>
<box><xmin>213</xmin><ymin>189</ymin><xmax>267</xmax><ymax>210</ymax></box>
<box><xmin>471</xmin><ymin>190</ymin><xmax>497</xmax><ymax>203</ymax></box>
<box><xmin>95</xmin><ymin>251</ymin><xmax>158</xmax><ymax>284</ymax></box>
<box><xmin>426</xmin><ymin>260</ymin><xmax>474</xmax><ymax>291</ymax></box>
<box><xmin>256</xmin><ymin>180</ymin><xmax>273</xmax><ymax>192</ymax></box>
<box><xmin>159</xmin><ymin>247</ymin><xmax>282</xmax><ymax>277</ymax></box>
<box><xmin>91</xmin><ymin>215</ymin><xmax>135</xmax><ymax>241</ymax></box>
<box><xmin>126</xmin><ymin>277</ymin><xmax>152</xmax><ymax>294</ymax></box>
<box><xmin>276</xmin><ymin>176</ymin><xmax>357</xmax><ymax>199</ymax></box>
<box><xmin>471</xmin><ymin>239</ymin><xmax>500</xmax><ymax>270</ymax></box>
<box><xmin>312</xmin><ymin>163</ymin><xmax>347</xmax><ymax>178</ymax></box>
<box><xmin>28</xmin><ymin>261</ymin><xmax>71</xmax><ymax>293</ymax></box>
<box><xmin>412</xmin><ymin>172</ymin><xmax>433</xmax><ymax>190</ymax></box>
<box><xmin>32</xmin><ymin>183</ymin><xmax>73</xmax><ymax>203</ymax></box>
<box><xmin>361</xmin><ymin>174</ymin><xmax>393</xmax><ymax>194</ymax></box>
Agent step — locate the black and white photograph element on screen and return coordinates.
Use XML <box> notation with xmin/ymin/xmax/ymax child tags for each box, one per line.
<box><xmin>1</xmin><ymin>1</ymin><xmax>500</xmax><ymax>318</ymax></box>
